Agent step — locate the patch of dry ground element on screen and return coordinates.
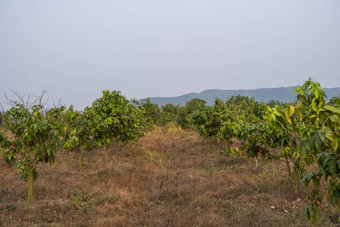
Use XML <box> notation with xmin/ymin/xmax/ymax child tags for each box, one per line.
<box><xmin>0</xmin><ymin>128</ymin><xmax>338</xmax><ymax>226</ymax></box>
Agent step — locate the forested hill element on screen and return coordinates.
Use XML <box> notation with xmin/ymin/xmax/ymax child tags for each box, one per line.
<box><xmin>147</xmin><ymin>86</ymin><xmax>340</xmax><ymax>106</ymax></box>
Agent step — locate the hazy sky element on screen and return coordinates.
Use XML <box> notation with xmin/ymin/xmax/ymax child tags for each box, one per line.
<box><xmin>1</xmin><ymin>0</ymin><xmax>339</xmax><ymax>109</ymax></box>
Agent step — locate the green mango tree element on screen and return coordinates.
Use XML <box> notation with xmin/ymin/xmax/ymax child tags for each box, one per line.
<box><xmin>219</xmin><ymin>96</ymin><xmax>271</xmax><ymax>162</ymax></box>
<box><xmin>176</xmin><ymin>98</ymin><xmax>206</xmax><ymax>129</ymax></box>
<box><xmin>91</xmin><ymin>90</ymin><xmax>145</xmax><ymax>156</ymax></box>
<box><xmin>0</xmin><ymin>104</ymin><xmax>64</xmax><ymax>206</ymax></box>
<box><xmin>191</xmin><ymin>99</ymin><xmax>229</xmax><ymax>139</ymax></box>
<box><xmin>264</xmin><ymin>103</ymin><xmax>308</xmax><ymax>197</ymax></box>
<box><xmin>138</xmin><ymin>98</ymin><xmax>161</xmax><ymax>129</ymax></box>
<box><xmin>192</xmin><ymin>96</ymin><xmax>269</xmax><ymax>160</ymax></box>
<box><xmin>63</xmin><ymin>105</ymin><xmax>100</xmax><ymax>171</ymax></box>
<box><xmin>159</xmin><ymin>104</ymin><xmax>181</xmax><ymax>125</ymax></box>
<box><xmin>288</xmin><ymin>80</ymin><xmax>339</xmax><ymax>222</ymax></box>
<box><xmin>265</xmin><ymin>79</ymin><xmax>340</xmax><ymax>221</ymax></box>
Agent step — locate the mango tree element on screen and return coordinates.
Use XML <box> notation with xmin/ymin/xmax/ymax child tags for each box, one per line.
<box><xmin>177</xmin><ymin>98</ymin><xmax>206</xmax><ymax>128</ymax></box>
<box><xmin>159</xmin><ymin>104</ymin><xmax>181</xmax><ymax>125</ymax></box>
<box><xmin>138</xmin><ymin>98</ymin><xmax>161</xmax><ymax>129</ymax></box>
<box><xmin>219</xmin><ymin>96</ymin><xmax>271</xmax><ymax>164</ymax></box>
<box><xmin>91</xmin><ymin>90</ymin><xmax>144</xmax><ymax>156</ymax></box>
<box><xmin>266</xmin><ymin>103</ymin><xmax>303</xmax><ymax>179</ymax></box>
<box><xmin>191</xmin><ymin>99</ymin><xmax>228</xmax><ymax>139</ymax></box>
<box><xmin>192</xmin><ymin>96</ymin><xmax>270</xmax><ymax>161</ymax></box>
<box><xmin>264</xmin><ymin>79</ymin><xmax>340</xmax><ymax>221</ymax></box>
<box><xmin>64</xmin><ymin>105</ymin><xmax>100</xmax><ymax>171</ymax></box>
<box><xmin>286</xmin><ymin>80</ymin><xmax>340</xmax><ymax>222</ymax></box>
<box><xmin>0</xmin><ymin>104</ymin><xmax>64</xmax><ymax>206</ymax></box>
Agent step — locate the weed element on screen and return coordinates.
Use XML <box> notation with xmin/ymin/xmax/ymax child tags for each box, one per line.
<box><xmin>201</xmin><ymin>164</ymin><xmax>213</xmax><ymax>175</ymax></box>
<box><xmin>166</xmin><ymin>122</ymin><xmax>183</xmax><ymax>134</ymax></box>
<box><xmin>65</xmin><ymin>189</ymin><xmax>94</xmax><ymax>214</ymax></box>
<box><xmin>141</xmin><ymin>149</ymin><xmax>159</xmax><ymax>158</ymax></box>
<box><xmin>252</xmin><ymin>165</ymin><xmax>265</xmax><ymax>175</ymax></box>
<box><xmin>256</xmin><ymin>184</ymin><xmax>270</xmax><ymax>193</ymax></box>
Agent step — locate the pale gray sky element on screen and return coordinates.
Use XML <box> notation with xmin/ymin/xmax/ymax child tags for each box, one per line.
<box><xmin>1</xmin><ymin>0</ymin><xmax>339</xmax><ymax>109</ymax></box>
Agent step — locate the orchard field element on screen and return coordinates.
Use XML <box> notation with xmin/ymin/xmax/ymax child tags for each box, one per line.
<box><xmin>0</xmin><ymin>127</ymin><xmax>338</xmax><ymax>226</ymax></box>
<box><xmin>0</xmin><ymin>79</ymin><xmax>339</xmax><ymax>226</ymax></box>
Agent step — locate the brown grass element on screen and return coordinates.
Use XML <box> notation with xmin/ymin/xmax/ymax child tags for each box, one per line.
<box><xmin>0</xmin><ymin>127</ymin><xmax>338</xmax><ymax>226</ymax></box>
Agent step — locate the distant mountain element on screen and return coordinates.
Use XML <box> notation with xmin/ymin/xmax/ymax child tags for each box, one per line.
<box><xmin>147</xmin><ymin>86</ymin><xmax>340</xmax><ymax>106</ymax></box>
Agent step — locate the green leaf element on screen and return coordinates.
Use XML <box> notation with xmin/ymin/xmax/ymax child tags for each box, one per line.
<box><xmin>315</xmin><ymin>134</ymin><xmax>322</xmax><ymax>151</ymax></box>
<box><xmin>324</xmin><ymin>105</ymin><xmax>340</xmax><ymax>115</ymax></box>
<box><xmin>323</xmin><ymin>156</ymin><xmax>330</xmax><ymax>168</ymax></box>
<box><xmin>328</xmin><ymin>157</ymin><xmax>337</xmax><ymax>176</ymax></box>
<box><xmin>309</xmin><ymin>114</ymin><xmax>316</xmax><ymax>119</ymax></box>
<box><xmin>325</xmin><ymin>127</ymin><xmax>335</xmax><ymax>142</ymax></box>
<box><xmin>334</xmin><ymin>139</ymin><xmax>339</xmax><ymax>151</ymax></box>
<box><xmin>330</xmin><ymin>115</ymin><xmax>339</xmax><ymax>123</ymax></box>
<box><xmin>303</xmin><ymin>206</ymin><xmax>312</xmax><ymax>220</ymax></box>
<box><xmin>312</xmin><ymin>99</ymin><xmax>318</xmax><ymax>112</ymax></box>
<box><xmin>305</xmin><ymin>173</ymin><xmax>314</xmax><ymax>181</ymax></box>
<box><xmin>315</xmin><ymin>89</ymin><xmax>320</xmax><ymax>99</ymax></box>
<box><xmin>318</xmin><ymin>130</ymin><xmax>327</xmax><ymax>143</ymax></box>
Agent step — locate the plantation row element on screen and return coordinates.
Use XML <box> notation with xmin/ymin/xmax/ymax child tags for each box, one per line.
<box><xmin>0</xmin><ymin>79</ymin><xmax>339</xmax><ymax>223</ymax></box>
<box><xmin>191</xmin><ymin>79</ymin><xmax>340</xmax><ymax>222</ymax></box>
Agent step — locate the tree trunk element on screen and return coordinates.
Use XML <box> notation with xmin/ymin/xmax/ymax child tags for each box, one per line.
<box><xmin>27</xmin><ymin>167</ymin><xmax>34</xmax><ymax>207</ymax></box>
<box><xmin>255</xmin><ymin>157</ymin><xmax>259</xmax><ymax>168</ymax></box>
<box><xmin>293</xmin><ymin>174</ymin><xmax>299</xmax><ymax>197</ymax></box>
<box><xmin>285</xmin><ymin>156</ymin><xmax>292</xmax><ymax>179</ymax></box>
<box><xmin>285</xmin><ymin>156</ymin><xmax>299</xmax><ymax>197</ymax></box>
<box><xmin>78</xmin><ymin>148</ymin><xmax>84</xmax><ymax>172</ymax></box>
<box><xmin>105</xmin><ymin>143</ymin><xmax>111</xmax><ymax>158</ymax></box>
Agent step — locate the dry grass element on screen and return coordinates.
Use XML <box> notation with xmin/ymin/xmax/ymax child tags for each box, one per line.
<box><xmin>0</xmin><ymin>127</ymin><xmax>339</xmax><ymax>226</ymax></box>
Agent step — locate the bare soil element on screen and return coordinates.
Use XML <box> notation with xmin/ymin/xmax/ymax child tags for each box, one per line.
<box><xmin>0</xmin><ymin>128</ymin><xmax>338</xmax><ymax>226</ymax></box>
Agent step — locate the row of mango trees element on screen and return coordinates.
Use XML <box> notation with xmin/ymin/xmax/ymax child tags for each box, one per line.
<box><xmin>191</xmin><ymin>79</ymin><xmax>340</xmax><ymax>222</ymax></box>
<box><xmin>0</xmin><ymin>79</ymin><xmax>339</xmax><ymax>223</ymax></box>
<box><xmin>0</xmin><ymin>90</ymin><xmax>145</xmax><ymax>207</ymax></box>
